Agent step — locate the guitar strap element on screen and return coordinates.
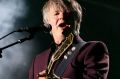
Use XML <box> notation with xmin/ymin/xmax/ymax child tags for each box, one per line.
<box><xmin>54</xmin><ymin>40</ymin><xmax>86</xmax><ymax>77</ymax></box>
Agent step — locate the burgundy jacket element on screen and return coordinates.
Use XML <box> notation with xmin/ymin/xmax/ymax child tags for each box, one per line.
<box><xmin>29</xmin><ymin>37</ymin><xmax>109</xmax><ymax>79</ymax></box>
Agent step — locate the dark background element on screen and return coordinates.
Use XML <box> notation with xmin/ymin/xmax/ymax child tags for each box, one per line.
<box><xmin>0</xmin><ymin>0</ymin><xmax>120</xmax><ymax>79</ymax></box>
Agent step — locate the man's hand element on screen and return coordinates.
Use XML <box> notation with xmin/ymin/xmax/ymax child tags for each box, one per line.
<box><xmin>38</xmin><ymin>70</ymin><xmax>46</xmax><ymax>79</ymax></box>
<box><xmin>37</xmin><ymin>70</ymin><xmax>69</xmax><ymax>79</ymax></box>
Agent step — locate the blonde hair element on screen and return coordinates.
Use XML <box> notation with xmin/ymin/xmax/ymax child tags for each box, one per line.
<box><xmin>42</xmin><ymin>0</ymin><xmax>82</xmax><ymax>35</ymax></box>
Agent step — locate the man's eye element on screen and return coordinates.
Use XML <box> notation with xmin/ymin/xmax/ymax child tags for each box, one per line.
<box><xmin>54</xmin><ymin>12</ymin><xmax>59</xmax><ymax>15</ymax></box>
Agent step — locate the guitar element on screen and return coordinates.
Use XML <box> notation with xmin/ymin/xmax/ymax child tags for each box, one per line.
<box><xmin>46</xmin><ymin>33</ymin><xmax>74</xmax><ymax>79</ymax></box>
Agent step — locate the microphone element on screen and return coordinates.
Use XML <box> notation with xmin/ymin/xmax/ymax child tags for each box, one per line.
<box><xmin>15</xmin><ymin>25</ymin><xmax>51</xmax><ymax>33</ymax></box>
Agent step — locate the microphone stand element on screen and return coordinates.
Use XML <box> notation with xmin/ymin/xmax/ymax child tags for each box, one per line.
<box><xmin>0</xmin><ymin>35</ymin><xmax>33</xmax><ymax>58</ymax></box>
<box><xmin>0</xmin><ymin>31</ymin><xmax>16</xmax><ymax>40</ymax></box>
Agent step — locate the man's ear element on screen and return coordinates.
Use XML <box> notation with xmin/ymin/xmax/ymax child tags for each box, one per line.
<box><xmin>43</xmin><ymin>16</ymin><xmax>50</xmax><ymax>28</ymax></box>
<box><xmin>46</xmin><ymin>17</ymin><xmax>50</xmax><ymax>24</ymax></box>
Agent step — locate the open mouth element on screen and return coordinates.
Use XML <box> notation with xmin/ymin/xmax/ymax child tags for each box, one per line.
<box><xmin>59</xmin><ymin>23</ymin><xmax>66</xmax><ymax>27</ymax></box>
<box><xmin>60</xmin><ymin>25</ymin><xmax>72</xmax><ymax>36</ymax></box>
<box><xmin>59</xmin><ymin>23</ymin><xmax>70</xmax><ymax>29</ymax></box>
<box><xmin>58</xmin><ymin>22</ymin><xmax>72</xmax><ymax>36</ymax></box>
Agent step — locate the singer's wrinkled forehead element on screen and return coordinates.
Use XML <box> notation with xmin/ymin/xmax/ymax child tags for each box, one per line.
<box><xmin>43</xmin><ymin>0</ymin><xmax>72</xmax><ymax>14</ymax></box>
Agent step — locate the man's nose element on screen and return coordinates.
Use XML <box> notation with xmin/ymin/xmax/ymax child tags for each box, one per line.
<box><xmin>58</xmin><ymin>12</ymin><xmax>65</xmax><ymax>20</ymax></box>
<box><xmin>58</xmin><ymin>12</ymin><xmax>69</xmax><ymax>22</ymax></box>
<box><xmin>58</xmin><ymin>13</ymin><xmax>63</xmax><ymax>19</ymax></box>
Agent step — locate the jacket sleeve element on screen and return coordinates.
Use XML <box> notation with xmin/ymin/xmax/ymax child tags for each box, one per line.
<box><xmin>83</xmin><ymin>41</ymin><xmax>109</xmax><ymax>79</ymax></box>
<box><xmin>29</xmin><ymin>58</ymin><xmax>35</xmax><ymax>79</ymax></box>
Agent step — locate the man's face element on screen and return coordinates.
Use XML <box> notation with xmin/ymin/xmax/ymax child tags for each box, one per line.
<box><xmin>47</xmin><ymin>7</ymin><xmax>73</xmax><ymax>37</ymax></box>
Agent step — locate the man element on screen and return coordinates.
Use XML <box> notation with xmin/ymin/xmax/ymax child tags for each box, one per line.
<box><xmin>29</xmin><ymin>0</ymin><xmax>109</xmax><ymax>79</ymax></box>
